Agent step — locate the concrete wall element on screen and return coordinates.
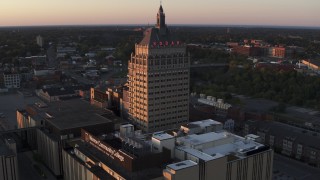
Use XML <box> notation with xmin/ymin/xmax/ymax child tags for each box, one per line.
<box><xmin>37</xmin><ymin>129</ymin><xmax>62</xmax><ymax>176</ymax></box>
<box><xmin>163</xmin><ymin>164</ymin><xmax>199</xmax><ymax>180</ymax></box>
<box><xmin>203</xmin><ymin>157</ymin><xmax>227</xmax><ymax>180</ymax></box>
<box><xmin>62</xmin><ymin>149</ymin><xmax>96</xmax><ymax>180</ymax></box>
<box><xmin>227</xmin><ymin>150</ymin><xmax>273</xmax><ymax>180</ymax></box>
<box><xmin>0</xmin><ymin>154</ymin><xmax>19</xmax><ymax>180</ymax></box>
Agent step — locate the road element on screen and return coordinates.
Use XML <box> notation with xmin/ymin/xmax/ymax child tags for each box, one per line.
<box><xmin>273</xmin><ymin>153</ymin><xmax>320</xmax><ymax>180</ymax></box>
<box><xmin>190</xmin><ymin>63</ymin><xmax>228</xmax><ymax>68</ymax></box>
<box><xmin>46</xmin><ymin>45</ymin><xmax>58</xmax><ymax>68</ymax></box>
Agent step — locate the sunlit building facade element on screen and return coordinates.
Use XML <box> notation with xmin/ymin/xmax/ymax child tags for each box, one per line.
<box><xmin>128</xmin><ymin>5</ymin><xmax>190</xmax><ymax>132</ymax></box>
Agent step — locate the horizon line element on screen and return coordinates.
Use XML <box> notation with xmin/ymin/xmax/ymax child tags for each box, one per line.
<box><xmin>0</xmin><ymin>24</ymin><xmax>319</xmax><ymax>29</ymax></box>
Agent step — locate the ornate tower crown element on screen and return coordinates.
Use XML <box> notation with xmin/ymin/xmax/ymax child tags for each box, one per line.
<box><xmin>156</xmin><ymin>5</ymin><xmax>166</xmax><ymax>30</ymax></box>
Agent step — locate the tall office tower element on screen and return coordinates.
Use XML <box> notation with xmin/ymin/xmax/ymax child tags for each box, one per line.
<box><xmin>36</xmin><ymin>35</ymin><xmax>44</xmax><ymax>48</ymax></box>
<box><xmin>128</xmin><ymin>5</ymin><xmax>190</xmax><ymax>132</ymax></box>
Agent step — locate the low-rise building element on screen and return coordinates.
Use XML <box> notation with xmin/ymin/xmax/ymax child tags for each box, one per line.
<box><xmin>163</xmin><ymin>160</ymin><xmax>199</xmax><ymax>180</ymax></box>
<box><xmin>301</xmin><ymin>59</ymin><xmax>320</xmax><ymax>70</ymax></box>
<box><xmin>16</xmin><ymin>98</ymin><xmax>122</xmax><ymax>178</ymax></box>
<box><xmin>91</xmin><ymin>84</ymin><xmax>129</xmax><ymax>118</ymax></box>
<box><xmin>63</xmin><ymin>128</ymin><xmax>171</xmax><ymax>180</ymax></box>
<box><xmin>63</xmin><ymin>120</ymin><xmax>273</xmax><ymax>180</ymax></box>
<box><xmin>36</xmin><ymin>85</ymin><xmax>90</xmax><ymax>102</ymax></box>
<box><xmin>244</xmin><ymin>120</ymin><xmax>320</xmax><ymax>167</ymax></box>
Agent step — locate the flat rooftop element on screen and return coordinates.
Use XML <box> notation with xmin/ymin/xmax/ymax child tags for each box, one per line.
<box><xmin>178</xmin><ymin>132</ymin><xmax>232</xmax><ymax>146</ymax></box>
<box><xmin>31</xmin><ymin>99</ymin><xmax>114</xmax><ymax>130</ymax></box>
<box><xmin>177</xmin><ymin>131</ymin><xmax>265</xmax><ymax>160</ymax></box>
<box><xmin>152</xmin><ymin>132</ymin><xmax>174</xmax><ymax>141</ymax></box>
<box><xmin>70</xmin><ymin>141</ymin><xmax>163</xmax><ymax>180</ymax></box>
<box><xmin>184</xmin><ymin>119</ymin><xmax>222</xmax><ymax>129</ymax></box>
<box><xmin>203</xmin><ymin>138</ymin><xmax>263</xmax><ymax>158</ymax></box>
<box><xmin>177</xmin><ymin>146</ymin><xmax>223</xmax><ymax>161</ymax></box>
<box><xmin>167</xmin><ymin>160</ymin><xmax>198</xmax><ymax>171</ymax></box>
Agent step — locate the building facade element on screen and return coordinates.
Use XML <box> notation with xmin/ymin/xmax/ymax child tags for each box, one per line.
<box><xmin>165</xmin><ymin>119</ymin><xmax>273</xmax><ymax>180</ymax></box>
<box><xmin>62</xmin><ymin>119</ymin><xmax>273</xmax><ymax>180</ymax></box>
<box><xmin>3</xmin><ymin>73</ymin><xmax>20</xmax><ymax>89</ymax></box>
<box><xmin>244</xmin><ymin>120</ymin><xmax>320</xmax><ymax>168</ymax></box>
<box><xmin>128</xmin><ymin>5</ymin><xmax>190</xmax><ymax>132</ymax></box>
<box><xmin>0</xmin><ymin>138</ymin><xmax>19</xmax><ymax>180</ymax></box>
<box><xmin>62</xmin><ymin>128</ymin><xmax>171</xmax><ymax>180</ymax></box>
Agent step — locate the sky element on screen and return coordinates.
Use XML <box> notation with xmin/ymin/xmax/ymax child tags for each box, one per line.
<box><xmin>0</xmin><ymin>0</ymin><xmax>319</xmax><ymax>27</ymax></box>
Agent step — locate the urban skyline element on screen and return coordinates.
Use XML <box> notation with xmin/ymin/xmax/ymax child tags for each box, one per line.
<box><xmin>0</xmin><ymin>0</ymin><xmax>320</xmax><ymax>27</ymax></box>
<box><xmin>0</xmin><ymin>1</ymin><xmax>320</xmax><ymax>180</ymax></box>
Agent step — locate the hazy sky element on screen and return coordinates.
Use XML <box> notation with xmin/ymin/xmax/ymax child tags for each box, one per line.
<box><xmin>0</xmin><ymin>0</ymin><xmax>319</xmax><ymax>27</ymax></box>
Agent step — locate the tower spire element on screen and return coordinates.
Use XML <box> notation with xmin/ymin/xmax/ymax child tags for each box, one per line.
<box><xmin>156</xmin><ymin>3</ymin><xmax>166</xmax><ymax>30</ymax></box>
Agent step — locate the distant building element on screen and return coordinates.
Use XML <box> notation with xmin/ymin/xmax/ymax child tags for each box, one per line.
<box><xmin>301</xmin><ymin>59</ymin><xmax>320</xmax><ymax>70</ymax></box>
<box><xmin>226</xmin><ymin>42</ymin><xmax>239</xmax><ymax>47</ymax></box>
<box><xmin>85</xmin><ymin>52</ymin><xmax>96</xmax><ymax>58</ymax></box>
<box><xmin>271</xmin><ymin>47</ymin><xmax>286</xmax><ymax>58</ymax></box>
<box><xmin>35</xmin><ymin>86</ymin><xmax>90</xmax><ymax>102</ymax></box>
<box><xmin>33</xmin><ymin>69</ymin><xmax>62</xmax><ymax>86</ymax></box>
<box><xmin>19</xmin><ymin>55</ymin><xmax>47</xmax><ymax>69</ymax></box>
<box><xmin>232</xmin><ymin>46</ymin><xmax>251</xmax><ymax>56</ymax></box>
<box><xmin>56</xmin><ymin>47</ymin><xmax>76</xmax><ymax>54</ymax></box>
<box><xmin>3</xmin><ymin>73</ymin><xmax>20</xmax><ymax>89</ymax></box>
<box><xmin>285</xmin><ymin>46</ymin><xmax>305</xmax><ymax>58</ymax></box>
<box><xmin>36</xmin><ymin>35</ymin><xmax>44</xmax><ymax>48</ymax></box>
<box><xmin>90</xmin><ymin>84</ymin><xmax>130</xmax><ymax>119</ymax></box>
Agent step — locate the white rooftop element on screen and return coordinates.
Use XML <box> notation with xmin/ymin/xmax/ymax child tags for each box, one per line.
<box><xmin>167</xmin><ymin>160</ymin><xmax>198</xmax><ymax>171</ymax></box>
<box><xmin>178</xmin><ymin>132</ymin><xmax>232</xmax><ymax>146</ymax></box>
<box><xmin>152</xmin><ymin>132</ymin><xmax>174</xmax><ymax>141</ymax></box>
<box><xmin>246</xmin><ymin>134</ymin><xmax>260</xmax><ymax>139</ymax></box>
<box><xmin>203</xmin><ymin>139</ymin><xmax>263</xmax><ymax>158</ymax></box>
<box><xmin>188</xmin><ymin>119</ymin><xmax>222</xmax><ymax>128</ymax></box>
<box><xmin>177</xmin><ymin>147</ymin><xmax>219</xmax><ymax>161</ymax></box>
<box><xmin>177</xmin><ymin>131</ymin><xmax>265</xmax><ymax>160</ymax></box>
<box><xmin>121</xmin><ymin>124</ymin><xmax>134</xmax><ymax>128</ymax></box>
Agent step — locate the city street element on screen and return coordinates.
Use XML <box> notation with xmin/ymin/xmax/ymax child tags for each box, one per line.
<box><xmin>47</xmin><ymin>45</ymin><xmax>58</xmax><ymax>68</ymax></box>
